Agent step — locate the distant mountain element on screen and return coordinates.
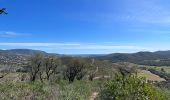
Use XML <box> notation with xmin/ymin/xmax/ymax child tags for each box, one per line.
<box><xmin>69</xmin><ymin>54</ymin><xmax>106</xmax><ymax>58</ymax></box>
<box><xmin>0</xmin><ymin>49</ymin><xmax>61</xmax><ymax>57</ymax></box>
<box><xmin>7</xmin><ymin>49</ymin><xmax>48</xmax><ymax>56</ymax></box>
<box><xmin>93</xmin><ymin>51</ymin><xmax>170</xmax><ymax>66</ymax></box>
<box><xmin>0</xmin><ymin>49</ymin><xmax>63</xmax><ymax>66</ymax></box>
<box><xmin>0</xmin><ymin>49</ymin><xmax>48</xmax><ymax>56</ymax></box>
<box><xmin>154</xmin><ymin>50</ymin><xmax>170</xmax><ymax>58</ymax></box>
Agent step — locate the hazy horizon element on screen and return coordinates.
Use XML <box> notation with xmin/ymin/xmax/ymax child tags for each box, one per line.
<box><xmin>1</xmin><ymin>47</ymin><xmax>170</xmax><ymax>55</ymax></box>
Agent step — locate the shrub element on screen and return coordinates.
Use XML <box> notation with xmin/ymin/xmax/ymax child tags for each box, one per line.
<box><xmin>99</xmin><ymin>74</ymin><xmax>166</xmax><ymax>100</ymax></box>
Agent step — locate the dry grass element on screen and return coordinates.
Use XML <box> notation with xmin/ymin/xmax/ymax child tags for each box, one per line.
<box><xmin>137</xmin><ymin>70</ymin><xmax>166</xmax><ymax>82</ymax></box>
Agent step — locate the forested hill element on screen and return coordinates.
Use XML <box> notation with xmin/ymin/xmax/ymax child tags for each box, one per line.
<box><xmin>2</xmin><ymin>49</ymin><xmax>170</xmax><ymax>66</ymax></box>
<box><xmin>93</xmin><ymin>51</ymin><xmax>170</xmax><ymax>66</ymax></box>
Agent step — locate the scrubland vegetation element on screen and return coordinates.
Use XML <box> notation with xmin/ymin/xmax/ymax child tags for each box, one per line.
<box><xmin>0</xmin><ymin>53</ymin><xmax>170</xmax><ymax>100</ymax></box>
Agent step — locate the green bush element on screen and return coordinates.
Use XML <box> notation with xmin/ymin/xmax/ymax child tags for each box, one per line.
<box><xmin>99</xmin><ymin>74</ymin><xmax>166</xmax><ymax>100</ymax></box>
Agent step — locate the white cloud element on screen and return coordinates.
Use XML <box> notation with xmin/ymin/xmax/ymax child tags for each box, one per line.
<box><xmin>0</xmin><ymin>42</ymin><xmax>149</xmax><ymax>50</ymax></box>
<box><xmin>0</xmin><ymin>43</ymin><xmax>81</xmax><ymax>47</ymax></box>
<box><xmin>0</xmin><ymin>31</ymin><xmax>30</xmax><ymax>37</ymax></box>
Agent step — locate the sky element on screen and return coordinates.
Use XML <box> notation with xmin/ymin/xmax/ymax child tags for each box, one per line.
<box><xmin>1</xmin><ymin>0</ymin><xmax>170</xmax><ymax>54</ymax></box>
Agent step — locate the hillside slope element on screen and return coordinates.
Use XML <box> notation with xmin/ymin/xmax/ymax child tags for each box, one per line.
<box><xmin>93</xmin><ymin>51</ymin><xmax>170</xmax><ymax>66</ymax></box>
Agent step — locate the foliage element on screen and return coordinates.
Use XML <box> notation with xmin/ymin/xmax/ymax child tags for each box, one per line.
<box><xmin>42</xmin><ymin>56</ymin><xmax>61</xmax><ymax>81</ymax></box>
<box><xmin>28</xmin><ymin>53</ymin><xmax>44</xmax><ymax>81</ymax></box>
<box><xmin>63</xmin><ymin>58</ymin><xmax>87</xmax><ymax>82</ymax></box>
<box><xmin>99</xmin><ymin>74</ymin><xmax>166</xmax><ymax>100</ymax></box>
<box><xmin>28</xmin><ymin>54</ymin><xmax>61</xmax><ymax>82</ymax></box>
<box><xmin>154</xmin><ymin>81</ymin><xmax>170</xmax><ymax>98</ymax></box>
<box><xmin>0</xmin><ymin>81</ymin><xmax>49</xmax><ymax>100</ymax></box>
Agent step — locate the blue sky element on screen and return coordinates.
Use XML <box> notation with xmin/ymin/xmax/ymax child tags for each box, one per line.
<box><xmin>1</xmin><ymin>0</ymin><xmax>170</xmax><ymax>54</ymax></box>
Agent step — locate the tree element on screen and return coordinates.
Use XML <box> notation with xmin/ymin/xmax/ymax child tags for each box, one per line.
<box><xmin>28</xmin><ymin>53</ymin><xmax>43</xmax><ymax>82</ymax></box>
<box><xmin>161</xmin><ymin>68</ymin><xmax>165</xmax><ymax>73</ymax></box>
<box><xmin>76</xmin><ymin>69</ymin><xmax>86</xmax><ymax>80</ymax></box>
<box><xmin>63</xmin><ymin>58</ymin><xmax>86</xmax><ymax>82</ymax></box>
<box><xmin>0</xmin><ymin>8</ymin><xmax>7</xmax><ymax>15</ymax></box>
<box><xmin>44</xmin><ymin>56</ymin><xmax>60</xmax><ymax>80</ymax></box>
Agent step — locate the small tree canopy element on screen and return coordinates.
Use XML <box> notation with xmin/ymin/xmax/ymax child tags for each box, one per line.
<box><xmin>0</xmin><ymin>8</ymin><xmax>7</xmax><ymax>15</ymax></box>
<box><xmin>63</xmin><ymin>58</ymin><xmax>87</xmax><ymax>82</ymax></box>
<box><xmin>28</xmin><ymin>53</ymin><xmax>44</xmax><ymax>82</ymax></box>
